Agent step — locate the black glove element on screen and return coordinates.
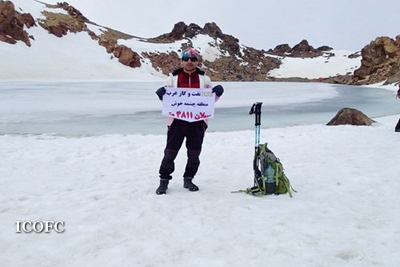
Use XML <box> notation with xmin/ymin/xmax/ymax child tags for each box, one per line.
<box><xmin>155</xmin><ymin>86</ymin><xmax>166</xmax><ymax>100</ymax></box>
<box><xmin>212</xmin><ymin>85</ymin><xmax>224</xmax><ymax>97</ymax></box>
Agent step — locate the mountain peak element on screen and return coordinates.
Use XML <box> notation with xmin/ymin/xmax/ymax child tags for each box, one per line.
<box><xmin>148</xmin><ymin>21</ymin><xmax>226</xmax><ymax>43</ymax></box>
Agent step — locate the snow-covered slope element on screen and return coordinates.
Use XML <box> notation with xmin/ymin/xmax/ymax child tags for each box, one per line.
<box><xmin>268</xmin><ymin>50</ymin><xmax>361</xmax><ymax>79</ymax></box>
<box><xmin>0</xmin><ymin>0</ymin><xmax>362</xmax><ymax>81</ymax></box>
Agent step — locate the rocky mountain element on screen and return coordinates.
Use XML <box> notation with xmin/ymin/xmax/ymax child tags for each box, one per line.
<box><xmin>352</xmin><ymin>36</ymin><xmax>400</xmax><ymax>85</ymax></box>
<box><xmin>0</xmin><ymin>0</ymin><xmax>35</xmax><ymax>46</ymax></box>
<box><xmin>1</xmin><ymin>0</ymin><xmax>399</xmax><ymax>85</ymax></box>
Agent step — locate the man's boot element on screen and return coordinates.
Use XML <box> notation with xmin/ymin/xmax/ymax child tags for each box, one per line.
<box><xmin>156</xmin><ymin>179</ymin><xmax>169</xmax><ymax>195</ymax></box>
<box><xmin>183</xmin><ymin>177</ymin><xmax>199</xmax><ymax>191</ymax></box>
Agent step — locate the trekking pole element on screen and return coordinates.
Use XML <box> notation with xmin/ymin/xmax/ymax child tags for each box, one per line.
<box><xmin>249</xmin><ymin>102</ymin><xmax>263</xmax><ymax>186</ymax></box>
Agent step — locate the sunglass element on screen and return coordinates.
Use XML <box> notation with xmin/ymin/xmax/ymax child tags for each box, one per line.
<box><xmin>182</xmin><ymin>56</ymin><xmax>198</xmax><ymax>62</ymax></box>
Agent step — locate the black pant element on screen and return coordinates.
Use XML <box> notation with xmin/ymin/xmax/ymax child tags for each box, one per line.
<box><xmin>159</xmin><ymin>119</ymin><xmax>207</xmax><ymax>179</ymax></box>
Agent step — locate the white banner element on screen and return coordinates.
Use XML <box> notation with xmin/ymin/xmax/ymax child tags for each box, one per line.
<box><xmin>162</xmin><ymin>87</ymin><xmax>215</xmax><ymax>122</ymax></box>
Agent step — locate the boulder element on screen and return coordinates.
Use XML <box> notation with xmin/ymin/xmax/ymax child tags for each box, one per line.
<box><xmin>326</xmin><ymin>108</ymin><xmax>376</xmax><ymax>126</ymax></box>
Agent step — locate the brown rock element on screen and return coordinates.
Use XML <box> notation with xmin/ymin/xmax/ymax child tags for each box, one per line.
<box><xmin>351</xmin><ymin>36</ymin><xmax>400</xmax><ymax>85</ymax></box>
<box><xmin>201</xmin><ymin>22</ymin><xmax>224</xmax><ymax>39</ymax></box>
<box><xmin>292</xmin><ymin>39</ymin><xmax>313</xmax><ymax>53</ymax></box>
<box><xmin>326</xmin><ymin>108</ymin><xmax>376</xmax><ymax>126</ymax></box>
<box><xmin>18</xmin><ymin>13</ymin><xmax>36</xmax><ymax>28</ymax></box>
<box><xmin>270</xmin><ymin>44</ymin><xmax>291</xmax><ymax>55</ymax></box>
<box><xmin>267</xmin><ymin>39</ymin><xmax>324</xmax><ymax>58</ymax></box>
<box><xmin>169</xmin><ymin>21</ymin><xmax>187</xmax><ymax>39</ymax></box>
<box><xmin>47</xmin><ymin>24</ymin><xmax>69</xmax><ymax>37</ymax></box>
<box><xmin>142</xmin><ymin>51</ymin><xmax>180</xmax><ymax>76</ymax></box>
<box><xmin>0</xmin><ymin>33</ymin><xmax>16</xmax><ymax>44</ymax></box>
<box><xmin>38</xmin><ymin>10</ymin><xmax>87</xmax><ymax>37</ymax></box>
<box><xmin>98</xmin><ymin>34</ymin><xmax>117</xmax><ymax>53</ymax></box>
<box><xmin>219</xmin><ymin>34</ymin><xmax>240</xmax><ymax>56</ymax></box>
<box><xmin>291</xmin><ymin>39</ymin><xmax>323</xmax><ymax>58</ymax></box>
<box><xmin>316</xmin><ymin>45</ymin><xmax>333</xmax><ymax>51</ymax></box>
<box><xmin>184</xmin><ymin>23</ymin><xmax>202</xmax><ymax>38</ymax></box>
<box><xmin>0</xmin><ymin>1</ymin><xmax>34</xmax><ymax>46</ymax></box>
<box><xmin>113</xmin><ymin>45</ymin><xmax>141</xmax><ymax>68</ymax></box>
<box><xmin>149</xmin><ymin>21</ymin><xmax>202</xmax><ymax>42</ymax></box>
<box><xmin>348</xmin><ymin>52</ymin><xmax>361</xmax><ymax>59</ymax></box>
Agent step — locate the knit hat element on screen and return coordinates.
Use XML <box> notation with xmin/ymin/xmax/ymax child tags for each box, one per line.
<box><xmin>181</xmin><ymin>47</ymin><xmax>200</xmax><ymax>60</ymax></box>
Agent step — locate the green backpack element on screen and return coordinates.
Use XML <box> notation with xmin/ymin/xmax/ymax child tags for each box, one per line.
<box><xmin>241</xmin><ymin>142</ymin><xmax>294</xmax><ymax>197</ymax></box>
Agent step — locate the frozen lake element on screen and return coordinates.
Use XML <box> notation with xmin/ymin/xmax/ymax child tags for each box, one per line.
<box><xmin>1</xmin><ymin>81</ymin><xmax>399</xmax><ymax>135</ymax></box>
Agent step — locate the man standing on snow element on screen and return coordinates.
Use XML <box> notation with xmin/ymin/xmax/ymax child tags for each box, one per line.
<box><xmin>397</xmin><ymin>84</ymin><xmax>400</xmax><ymax>100</ymax></box>
<box><xmin>395</xmin><ymin>84</ymin><xmax>400</xmax><ymax>132</ymax></box>
<box><xmin>154</xmin><ymin>47</ymin><xmax>224</xmax><ymax>195</ymax></box>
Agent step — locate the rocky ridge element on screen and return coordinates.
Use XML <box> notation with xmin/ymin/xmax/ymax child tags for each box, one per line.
<box><xmin>1</xmin><ymin>0</ymin><xmax>400</xmax><ymax>85</ymax></box>
<box><xmin>351</xmin><ymin>36</ymin><xmax>400</xmax><ymax>85</ymax></box>
<box><xmin>0</xmin><ymin>0</ymin><xmax>35</xmax><ymax>46</ymax></box>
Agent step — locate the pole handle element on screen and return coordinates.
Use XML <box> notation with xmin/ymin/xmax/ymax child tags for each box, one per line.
<box><xmin>249</xmin><ymin>102</ymin><xmax>262</xmax><ymax>126</ymax></box>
